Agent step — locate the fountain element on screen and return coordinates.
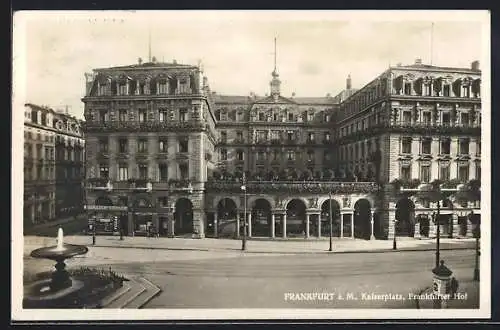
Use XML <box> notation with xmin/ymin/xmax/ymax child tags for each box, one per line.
<box><xmin>24</xmin><ymin>228</ymin><xmax>89</xmax><ymax>308</ymax></box>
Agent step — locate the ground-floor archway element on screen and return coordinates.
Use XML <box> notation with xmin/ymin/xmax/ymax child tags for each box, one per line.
<box><xmin>216</xmin><ymin>198</ymin><xmax>238</xmax><ymax>238</ymax></box>
<box><xmin>320</xmin><ymin>199</ymin><xmax>341</xmax><ymax>237</ymax></box>
<box><xmin>251</xmin><ymin>198</ymin><xmax>272</xmax><ymax>237</ymax></box>
<box><xmin>354</xmin><ymin>199</ymin><xmax>371</xmax><ymax>240</ymax></box>
<box><xmin>175</xmin><ymin>198</ymin><xmax>193</xmax><ymax>235</ymax></box>
<box><xmin>285</xmin><ymin>199</ymin><xmax>307</xmax><ymax>237</ymax></box>
<box><xmin>395</xmin><ymin>198</ymin><xmax>416</xmax><ymax>237</ymax></box>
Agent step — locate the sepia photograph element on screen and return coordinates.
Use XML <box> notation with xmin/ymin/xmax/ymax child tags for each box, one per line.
<box><xmin>11</xmin><ymin>10</ymin><xmax>491</xmax><ymax>321</ymax></box>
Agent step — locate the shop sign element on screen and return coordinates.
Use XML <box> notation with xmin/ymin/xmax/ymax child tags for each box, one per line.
<box><xmin>84</xmin><ymin>205</ymin><xmax>128</xmax><ymax>211</ymax></box>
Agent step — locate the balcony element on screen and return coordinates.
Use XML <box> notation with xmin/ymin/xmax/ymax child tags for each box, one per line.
<box><xmin>205</xmin><ymin>180</ymin><xmax>378</xmax><ymax>194</ymax></box>
<box><xmin>86</xmin><ymin>178</ymin><xmax>112</xmax><ymax>191</ymax></box>
<box><xmin>135</xmin><ymin>152</ymin><xmax>149</xmax><ymax>161</ymax></box>
<box><xmin>156</xmin><ymin>152</ymin><xmax>168</xmax><ymax>160</ymax></box>
<box><xmin>116</xmin><ymin>152</ymin><xmax>130</xmax><ymax>160</ymax></box>
<box><xmin>96</xmin><ymin>152</ymin><xmax>110</xmax><ymax>160</ymax></box>
<box><xmin>83</xmin><ymin>120</ymin><xmax>208</xmax><ymax>133</ymax></box>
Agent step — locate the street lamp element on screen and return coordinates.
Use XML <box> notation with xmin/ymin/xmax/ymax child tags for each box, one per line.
<box><xmin>241</xmin><ymin>172</ymin><xmax>247</xmax><ymax>251</ymax></box>
<box><xmin>329</xmin><ymin>191</ymin><xmax>333</xmax><ymax>252</ymax></box>
<box><xmin>393</xmin><ymin>218</ymin><xmax>397</xmax><ymax>250</ymax></box>
<box><xmin>471</xmin><ymin>210</ymin><xmax>480</xmax><ymax>281</ymax></box>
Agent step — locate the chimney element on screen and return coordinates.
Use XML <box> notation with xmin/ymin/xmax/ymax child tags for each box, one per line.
<box><xmin>471</xmin><ymin>60</ymin><xmax>480</xmax><ymax>71</ymax></box>
<box><xmin>291</xmin><ymin>92</ymin><xmax>296</xmax><ymax>98</ymax></box>
<box><xmin>65</xmin><ymin>105</ymin><xmax>69</xmax><ymax>114</ymax></box>
<box><xmin>152</xmin><ymin>56</ymin><xmax>157</xmax><ymax>63</ymax></box>
<box><xmin>346</xmin><ymin>74</ymin><xmax>352</xmax><ymax>90</ymax></box>
<box><xmin>138</xmin><ymin>57</ymin><xmax>143</xmax><ymax>64</ymax></box>
<box><xmin>415</xmin><ymin>58</ymin><xmax>423</xmax><ymax>65</ymax></box>
<box><xmin>173</xmin><ymin>59</ymin><xmax>177</xmax><ymax>64</ymax></box>
<box><xmin>396</xmin><ymin>63</ymin><xmax>402</xmax><ymax>67</ymax></box>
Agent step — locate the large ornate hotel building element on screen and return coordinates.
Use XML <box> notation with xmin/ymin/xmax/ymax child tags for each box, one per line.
<box><xmin>82</xmin><ymin>57</ymin><xmax>481</xmax><ymax>240</ymax></box>
<box><xmin>24</xmin><ymin>104</ymin><xmax>85</xmax><ymax>228</ymax></box>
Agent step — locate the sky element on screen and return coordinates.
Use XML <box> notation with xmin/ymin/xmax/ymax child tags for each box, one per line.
<box><xmin>14</xmin><ymin>10</ymin><xmax>487</xmax><ymax>119</ymax></box>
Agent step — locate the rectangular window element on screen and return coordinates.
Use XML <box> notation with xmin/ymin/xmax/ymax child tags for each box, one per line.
<box><xmin>287</xmin><ymin>131</ymin><xmax>294</xmax><ymax>141</ymax></box>
<box><xmin>476</xmin><ymin>164</ymin><xmax>481</xmax><ymax>180</ymax></box>
<box><xmin>459</xmin><ymin>139</ymin><xmax>470</xmax><ymax>155</ymax></box>
<box><xmin>158</xmin><ymin>82</ymin><xmax>167</xmax><ymax>94</ymax></box>
<box><xmin>99</xmin><ymin>110</ymin><xmax>108</xmax><ymax>122</ymax></box>
<box><xmin>287</xmin><ymin>150</ymin><xmax>295</xmax><ymax>161</ymax></box>
<box><xmin>118</xmin><ymin>83</ymin><xmax>127</xmax><ymax>95</ymax></box>
<box><xmin>118</xmin><ymin>164</ymin><xmax>128</xmax><ymax>181</ymax></box>
<box><xmin>259</xmin><ymin>113</ymin><xmax>265</xmax><ymax>121</ymax></box>
<box><xmin>159</xmin><ymin>109</ymin><xmax>168</xmax><ymax>122</ymax></box>
<box><xmin>236</xmin><ymin>131</ymin><xmax>243</xmax><ymax>142</ymax></box>
<box><xmin>99</xmin><ymin>138</ymin><xmax>108</xmax><ymax>152</ymax></box>
<box><xmin>139</xmin><ymin>110</ymin><xmax>147</xmax><ymax>122</ymax></box>
<box><xmin>119</xmin><ymin>110</ymin><xmax>127</xmax><ymax>122</ymax></box>
<box><xmin>421</xmin><ymin>138</ymin><xmax>431</xmax><ymax>155</ymax></box>
<box><xmin>138</xmin><ymin>164</ymin><xmax>148</xmax><ymax>179</ymax></box>
<box><xmin>442</xmin><ymin>112</ymin><xmax>451</xmax><ymax>126</ymax></box>
<box><xmin>443</xmin><ymin>85</ymin><xmax>451</xmax><ymax>97</ymax></box>
<box><xmin>324</xmin><ymin>132</ymin><xmax>330</xmax><ymax>142</ymax></box>
<box><xmin>179</xmin><ymin>138</ymin><xmax>189</xmax><ymax>153</ymax></box>
<box><xmin>462</xmin><ymin>85</ymin><xmax>470</xmax><ymax>98</ymax></box>
<box><xmin>273</xmin><ymin>150</ymin><xmax>280</xmax><ymax>160</ymax></box>
<box><xmin>220</xmin><ymin>111</ymin><xmax>227</xmax><ymax>121</ymax></box>
<box><xmin>401</xmin><ymin>137</ymin><xmax>412</xmax><ymax>154</ymax></box>
<box><xmin>118</xmin><ymin>138</ymin><xmax>128</xmax><ymax>153</ymax></box>
<box><xmin>420</xmin><ymin>165</ymin><xmax>431</xmax><ymax>183</ymax></box>
<box><xmin>307</xmin><ymin>150</ymin><xmax>314</xmax><ymax>161</ymax></box>
<box><xmin>404</xmin><ymin>82</ymin><xmax>412</xmax><ymax>95</ymax></box>
<box><xmin>159</xmin><ymin>138</ymin><xmax>168</xmax><ymax>152</ymax></box>
<box><xmin>402</xmin><ymin>111</ymin><xmax>412</xmax><ymax>124</ymax></box>
<box><xmin>258</xmin><ymin>131</ymin><xmax>267</xmax><ymax>142</ymax></box>
<box><xmin>159</xmin><ymin>164</ymin><xmax>168</xmax><ymax>181</ymax></box>
<box><xmin>273</xmin><ymin>113</ymin><xmax>278</xmax><ymax>121</ymax></box>
<box><xmin>460</xmin><ymin>112</ymin><xmax>470</xmax><ymax>126</ymax></box>
<box><xmin>323</xmin><ymin>151</ymin><xmax>330</xmax><ymax>161</ymax></box>
<box><xmin>440</xmin><ymin>139</ymin><xmax>451</xmax><ymax>155</ymax></box>
<box><xmin>237</xmin><ymin>150</ymin><xmax>244</xmax><ymax>161</ymax></box>
<box><xmin>325</xmin><ymin>114</ymin><xmax>331</xmax><ymax>122</ymax></box>
<box><xmin>221</xmin><ymin>149</ymin><xmax>228</xmax><ymax>161</ymax></box>
<box><xmin>257</xmin><ymin>151</ymin><xmax>266</xmax><ymax>161</ymax></box>
<box><xmin>424</xmin><ymin>83</ymin><xmax>431</xmax><ymax>96</ymax></box>
<box><xmin>179</xmin><ymin>164</ymin><xmax>188</xmax><ymax>180</ymax></box>
<box><xmin>400</xmin><ymin>166</ymin><xmax>411</xmax><ymax>181</ymax></box>
<box><xmin>422</xmin><ymin>112</ymin><xmax>431</xmax><ymax>125</ymax></box>
<box><xmin>137</xmin><ymin>139</ymin><xmax>148</xmax><ymax>153</ymax></box>
<box><xmin>158</xmin><ymin>197</ymin><xmax>168</xmax><ymax>207</ymax></box>
<box><xmin>439</xmin><ymin>165</ymin><xmax>450</xmax><ymax>181</ymax></box>
<box><xmin>458</xmin><ymin>165</ymin><xmax>469</xmax><ymax>182</ymax></box>
<box><xmin>308</xmin><ymin>132</ymin><xmax>315</xmax><ymax>142</ymax></box>
<box><xmin>288</xmin><ymin>113</ymin><xmax>294</xmax><ymax>121</ymax></box>
<box><xmin>220</xmin><ymin>131</ymin><xmax>227</xmax><ymax>143</ymax></box>
<box><xmin>179</xmin><ymin>109</ymin><xmax>187</xmax><ymax>122</ymax></box>
<box><xmin>99</xmin><ymin>164</ymin><xmax>109</xmax><ymax>179</ymax></box>
<box><xmin>308</xmin><ymin>113</ymin><xmax>314</xmax><ymax>122</ymax></box>
<box><xmin>98</xmin><ymin>84</ymin><xmax>107</xmax><ymax>96</ymax></box>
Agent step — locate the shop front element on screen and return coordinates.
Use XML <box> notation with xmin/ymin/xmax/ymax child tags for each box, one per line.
<box><xmin>131</xmin><ymin>197</ymin><xmax>157</xmax><ymax>237</ymax></box>
<box><xmin>84</xmin><ymin>204</ymin><xmax>129</xmax><ymax>235</ymax></box>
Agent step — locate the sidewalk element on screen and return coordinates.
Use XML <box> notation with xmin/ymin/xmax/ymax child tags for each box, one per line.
<box><xmin>22</xmin><ymin>234</ymin><xmax>476</xmax><ymax>255</ymax></box>
<box><xmin>415</xmin><ymin>279</ymin><xmax>480</xmax><ymax>309</ymax></box>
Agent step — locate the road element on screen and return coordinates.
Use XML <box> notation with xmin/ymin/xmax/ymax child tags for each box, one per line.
<box><xmin>85</xmin><ymin>249</ymin><xmax>478</xmax><ymax>309</ymax></box>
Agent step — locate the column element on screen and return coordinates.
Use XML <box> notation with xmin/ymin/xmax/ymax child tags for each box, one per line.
<box><xmin>370</xmin><ymin>211</ymin><xmax>375</xmax><ymax>240</ymax></box>
<box><xmin>271</xmin><ymin>213</ymin><xmax>275</xmax><ymax>238</ymax></box>
<box><xmin>283</xmin><ymin>214</ymin><xmax>287</xmax><ymax>238</ymax></box>
<box><xmin>317</xmin><ymin>215</ymin><xmax>322</xmax><ymax>238</ymax></box>
<box><xmin>128</xmin><ymin>212</ymin><xmax>134</xmax><ymax>237</ymax></box>
<box><xmin>236</xmin><ymin>212</ymin><xmax>240</xmax><ymax>238</ymax></box>
<box><xmin>340</xmin><ymin>212</ymin><xmax>344</xmax><ymax>238</ymax></box>
<box><xmin>214</xmin><ymin>212</ymin><xmax>218</xmax><ymax>238</ymax></box>
<box><xmin>452</xmin><ymin>214</ymin><xmax>459</xmax><ymax>238</ymax></box>
<box><xmin>248</xmin><ymin>213</ymin><xmax>252</xmax><ymax>238</ymax></box>
<box><xmin>431</xmin><ymin>137</ymin><xmax>440</xmax><ymax>179</ymax></box>
<box><xmin>350</xmin><ymin>213</ymin><xmax>355</xmax><ymax>238</ymax></box>
<box><xmin>169</xmin><ymin>212</ymin><xmax>175</xmax><ymax>237</ymax></box>
<box><xmin>305</xmin><ymin>214</ymin><xmax>310</xmax><ymax>238</ymax></box>
<box><xmin>414</xmin><ymin>217</ymin><xmax>421</xmax><ymax>239</ymax></box>
<box><xmin>450</xmin><ymin>137</ymin><xmax>459</xmax><ymax>179</ymax></box>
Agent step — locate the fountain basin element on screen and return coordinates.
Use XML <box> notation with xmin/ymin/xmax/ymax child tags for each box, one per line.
<box><xmin>30</xmin><ymin>244</ymin><xmax>89</xmax><ymax>261</ymax></box>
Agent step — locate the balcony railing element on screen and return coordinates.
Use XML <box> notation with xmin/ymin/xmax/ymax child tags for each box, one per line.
<box><xmin>205</xmin><ymin>180</ymin><xmax>378</xmax><ymax>194</ymax></box>
<box><xmin>83</xmin><ymin>120</ymin><xmax>208</xmax><ymax>132</ymax></box>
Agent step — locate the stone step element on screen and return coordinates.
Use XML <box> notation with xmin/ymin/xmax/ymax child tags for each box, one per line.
<box><xmin>125</xmin><ymin>277</ymin><xmax>162</xmax><ymax>309</ymax></box>
<box><xmin>99</xmin><ymin>281</ymin><xmax>132</xmax><ymax>308</ymax></box>
<box><xmin>104</xmin><ymin>278</ymin><xmax>146</xmax><ymax>309</ymax></box>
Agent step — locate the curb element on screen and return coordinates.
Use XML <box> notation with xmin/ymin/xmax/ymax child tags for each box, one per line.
<box><xmin>80</xmin><ymin>243</ymin><xmax>475</xmax><ymax>255</ymax></box>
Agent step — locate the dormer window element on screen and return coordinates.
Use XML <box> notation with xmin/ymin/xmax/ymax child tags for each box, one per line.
<box><xmin>324</xmin><ymin>114</ymin><xmax>331</xmax><ymax>122</ymax></box>
<box><xmin>158</xmin><ymin>80</ymin><xmax>167</xmax><ymax>94</ymax></box>
<box><xmin>308</xmin><ymin>113</ymin><xmax>314</xmax><ymax>122</ymax></box>
<box><xmin>118</xmin><ymin>82</ymin><xmax>127</xmax><ymax>95</ymax></box>
<box><xmin>138</xmin><ymin>109</ymin><xmax>147</xmax><ymax>123</ymax></box>
<box><xmin>98</xmin><ymin>82</ymin><xmax>107</xmax><ymax>96</ymax></box>
<box><xmin>288</xmin><ymin>113</ymin><xmax>294</xmax><ymax>121</ymax></box>
<box><xmin>220</xmin><ymin>111</ymin><xmax>227</xmax><ymax>121</ymax></box>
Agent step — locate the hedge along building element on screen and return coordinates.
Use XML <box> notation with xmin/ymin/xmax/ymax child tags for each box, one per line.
<box><xmin>335</xmin><ymin>58</ymin><xmax>482</xmax><ymax>240</ymax></box>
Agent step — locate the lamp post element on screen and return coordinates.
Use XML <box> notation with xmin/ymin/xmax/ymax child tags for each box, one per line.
<box><xmin>241</xmin><ymin>172</ymin><xmax>247</xmax><ymax>251</ymax></box>
<box><xmin>435</xmin><ymin>201</ymin><xmax>441</xmax><ymax>269</ymax></box>
<box><xmin>393</xmin><ymin>218</ymin><xmax>397</xmax><ymax>250</ymax></box>
<box><xmin>471</xmin><ymin>210</ymin><xmax>480</xmax><ymax>281</ymax></box>
<box><xmin>329</xmin><ymin>191</ymin><xmax>333</xmax><ymax>252</ymax></box>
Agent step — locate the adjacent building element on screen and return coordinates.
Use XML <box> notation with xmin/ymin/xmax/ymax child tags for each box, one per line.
<box><xmin>23</xmin><ymin>104</ymin><xmax>85</xmax><ymax>228</ymax></box>
<box><xmin>82</xmin><ymin>56</ymin><xmax>481</xmax><ymax>240</ymax></box>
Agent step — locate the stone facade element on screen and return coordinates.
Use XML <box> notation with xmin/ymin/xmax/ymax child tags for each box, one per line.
<box><xmin>24</xmin><ymin>104</ymin><xmax>85</xmax><ymax>228</ymax></box>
